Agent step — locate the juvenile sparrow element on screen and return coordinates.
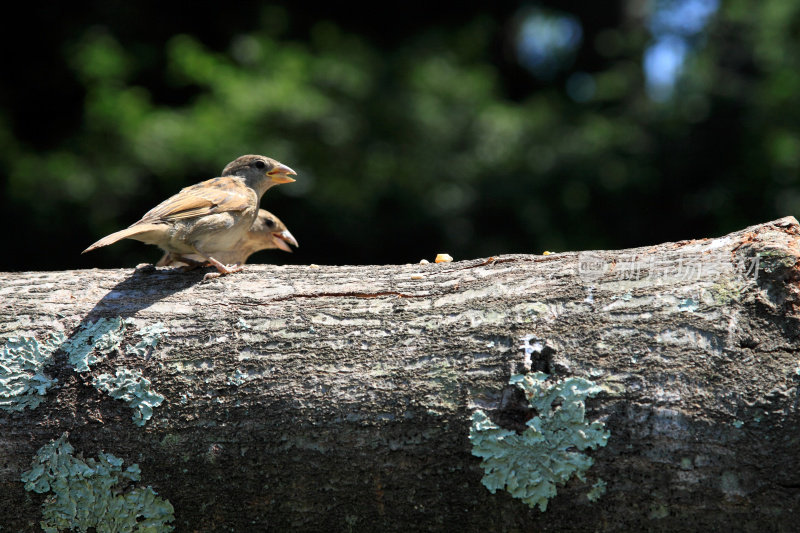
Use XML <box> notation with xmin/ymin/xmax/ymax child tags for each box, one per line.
<box><xmin>83</xmin><ymin>155</ymin><xmax>296</xmax><ymax>274</ymax></box>
<box><xmin>156</xmin><ymin>209</ymin><xmax>298</xmax><ymax>267</ymax></box>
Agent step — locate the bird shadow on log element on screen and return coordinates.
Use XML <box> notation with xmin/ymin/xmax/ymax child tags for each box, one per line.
<box><xmin>43</xmin><ymin>264</ymin><xmax>208</xmax><ymax>430</ymax></box>
<box><xmin>82</xmin><ymin>264</ymin><xmax>206</xmax><ymax>322</ymax></box>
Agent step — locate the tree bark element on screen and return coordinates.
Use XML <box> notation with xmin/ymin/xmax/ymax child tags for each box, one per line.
<box><xmin>2</xmin><ymin>217</ymin><xmax>800</xmax><ymax>532</ymax></box>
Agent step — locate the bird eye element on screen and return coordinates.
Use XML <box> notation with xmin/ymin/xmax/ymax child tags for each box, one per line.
<box><xmin>254</xmin><ymin>160</ymin><xmax>266</xmax><ymax>170</ymax></box>
<box><xmin>264</xmin><ymin>218</ymin><xmax>276</xmax><ymax>228</ymax></box>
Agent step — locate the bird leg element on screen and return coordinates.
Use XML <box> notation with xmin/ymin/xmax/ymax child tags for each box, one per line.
<box><xmin>190</xmin><ymin>245</ymin><xmax>243</xmax><ymax>277</ymax></box>
<box><xmin>169</xmin><ymin>255</ymin><xmax>209</xmax><ymax>272</ymax></box>
<box><xmin>205</xmin><ymin>256</ymin><xmax>243</xmax><ymax>275</ymax></box>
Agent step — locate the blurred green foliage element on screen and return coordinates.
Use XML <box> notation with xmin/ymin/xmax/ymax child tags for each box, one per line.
<box><xmin>0</xmin><ymin>2</ymin><xmax>798</xmax><ymax>271</ymax></box>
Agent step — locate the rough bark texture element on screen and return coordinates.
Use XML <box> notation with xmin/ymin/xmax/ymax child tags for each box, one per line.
<box><xmin>2</xmin><ymin>217</ymin><xmax>800</xmax><ymax>532</ymax></box>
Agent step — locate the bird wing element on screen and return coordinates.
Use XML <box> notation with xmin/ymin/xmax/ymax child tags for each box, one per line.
<box><xmin>137</xmin><ymin>177</ymin><xmax>254</xmax><ymax>224</ymax></box>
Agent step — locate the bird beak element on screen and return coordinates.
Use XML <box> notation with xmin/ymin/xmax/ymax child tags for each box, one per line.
<box><xmin>267</xmin><ymin>164</ymin><xmax>297</xmax><ymax>184</ymax></box>
<box><xmin>272</xmin><ymin>229</ymin><xmax>299</xmax><ymax>252</ymax></box>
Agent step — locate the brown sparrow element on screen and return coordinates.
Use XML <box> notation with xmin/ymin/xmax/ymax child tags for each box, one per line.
<box><xmin>83</xmin><ymin>155</ymin><xmax>296</xmax><ymax>274</ymax></box>
<box><xmin>156</xmin><ymin>209</ymin><xmax>298</xmax><ymax>267</ymax></box>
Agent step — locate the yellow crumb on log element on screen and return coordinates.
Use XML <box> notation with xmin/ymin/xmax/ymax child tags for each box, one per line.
<box><xmin>435</xmin><ymin>253</ymin><xmax>453</xmax><ymax>263</ymax></box>
<box><xmin>309</xmin><ymin>264</ymin><xmax>320</xmax><ymax>269</ymax></box>
<box><xmin>411</xmin><ymin>274</ymin><xmax>424</xmax><ymax>280</ymax></box>
<box><xmin>419</xmin><ymin>259</ymin><xmax>430</xmax><ymax>264</ymax></box>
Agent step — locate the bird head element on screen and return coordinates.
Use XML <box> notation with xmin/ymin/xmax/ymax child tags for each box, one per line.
<box><xmin>222</xmin><ymin>155</ymin><xmax>297</xmax><ymax>193</ymax></box>
<box><xmin>249</xmin><ymin>209</ymin><xmax>299</xmax><ymax>253</ymax></box>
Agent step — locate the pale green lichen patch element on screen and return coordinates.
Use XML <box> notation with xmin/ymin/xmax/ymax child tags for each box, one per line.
<box><xmin>470</xmin><ymin>372</ymin><xmax>610</xmax><ymax>511</ymax></box>
<box><xmin>61</xmin><ymin>318</ymin><xmax>127</xmax><ymax>372</ymax></box>
<box><xmin>587</xmin><ymin>478</ymin><xmax>607</xmax><ymax>501</ymax></box>
<box><xmin>59</xmin><ymin>317</ymin><xmax>169</xmax><ymax>370</ymax></box>
<box><xmin>94</xmin><ymin>368</ymin><xmax>165</xmax><ymax>426</ymax></box>
<box><xmin>227</xmin><ymin>368</ymin><xmax>249</xmax><ymax>386</ymax></box>
<box><xmin>21</xmin><ymin>433</ymin><xmax>174</xmax><ymax>532</ymax></box>
<box><xmin>0</xmin><ymin>332</ymin><xmax>65</xmax><ymax>412</ymax></box>
<box><xmin>125</xmin><ymin>322</ymin><xmax>168</xmax><ymax>358</ymax></box>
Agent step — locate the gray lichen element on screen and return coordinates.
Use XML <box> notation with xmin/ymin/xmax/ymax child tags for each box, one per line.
<box><xmin>61</xmin><ymin>318</ymin><xmax>170</xmax><ymax>368</ymax></box>
<box><xmin>227</xmin><ymin>368</ymin><xmax>249</xmax><ymax>386</ymax></box>
<box><xmin>470</xmin><ymin>372</ymin><xmax>610</xmax><ymax>511</ymax></box>
<box><xmin>61</xmin><ymin>318</ymin><xmax>127</xmax><ymax>372</ymax></box>
<box><xmin>587</xmin><ymin>478</ymin><xmax>607</xmax><ymax>501</ymax></box>
<box><xmin>0</xmin><ymin>332</ymin><xmax>65</xmax><ymax>412</ymax></box>
<box><xmin>126</xmin><ymin>322</ymin><xmax>168</xmax><ymax>358</ymax></box>
<box><xmin>20</xmin><ymin>433</ymin><xmax>174</xmax><ymax>532</ymax></box>
<box><xmin>93</xmin><ymin>368</ymin><xmax>165</xmax><ymax>426</ymax></box>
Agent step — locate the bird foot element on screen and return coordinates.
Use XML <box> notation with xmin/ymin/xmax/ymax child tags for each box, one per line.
<box><xmin>206</xmin><ymin>257</ymin><xmax>243</xmax><ymax>276</ymax></box>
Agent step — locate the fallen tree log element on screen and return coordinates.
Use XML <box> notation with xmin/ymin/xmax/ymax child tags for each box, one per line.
<box><xmin>2</xmin><ymin>217</ymin><xmax>800</xmax><ymax>532</ymax></box>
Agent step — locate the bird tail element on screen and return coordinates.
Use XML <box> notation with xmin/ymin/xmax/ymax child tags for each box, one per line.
<box><xmin>82</xmin><ymin>224</ymin><xmax>164</xmax><ymax>254</ymax></box>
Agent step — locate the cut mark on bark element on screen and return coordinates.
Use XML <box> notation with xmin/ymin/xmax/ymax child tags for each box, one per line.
<box><xmin>491</xmin><ymin>384</ymin><xmax>536</xmax><ymax>433</ymax></box>
<box><xmin>520</xmin><ymin>335</ymin><xmax>555</xmax><ymax>373</ymax></box>
<box><xmin>456</xmin><ymin>255</ymin><xmax>554</xmax><ymax>272</ymax></box>
<box><xmin>272</xmin><ymin>291</ymin><xmax>424</xmax><ymax>301</ymax></box>
<box><xmin>460</xmin><ymin>257</ymin><xmax>520</xmax><ymax>269</ymax></box>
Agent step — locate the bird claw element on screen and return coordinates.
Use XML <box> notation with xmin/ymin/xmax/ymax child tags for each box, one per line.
<box><xmin>206</xmin><ymin>256</ymin><xmax>243</xmax><ymax>275</ymax></box>
<box><xmin>201</xmin><ymin>263</ymin><xmax>241</xmax><ymax>281</ymax></box>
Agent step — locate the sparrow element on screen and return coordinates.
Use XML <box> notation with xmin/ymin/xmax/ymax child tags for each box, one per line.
<box><xmin>156</xmin><ymin>209</ymin><xmax>298</xmax><ymax>267</ymax></box>
<box><xmin>83</xmin><ymin>155</ymin><xmax>296</xmax><ymax>275</ymax></box>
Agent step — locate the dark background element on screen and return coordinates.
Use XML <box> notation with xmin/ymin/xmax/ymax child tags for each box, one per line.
<box><xmin>1</xmin><ymin>0</ymin><xmax>797</xmax><ymax>271</ymax></box>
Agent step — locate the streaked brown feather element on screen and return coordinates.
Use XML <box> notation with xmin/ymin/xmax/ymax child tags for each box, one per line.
<box><xmin>138</xmin><ymin>177</ymin><xmax>254</xmax><ymax>224</ymax></box>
